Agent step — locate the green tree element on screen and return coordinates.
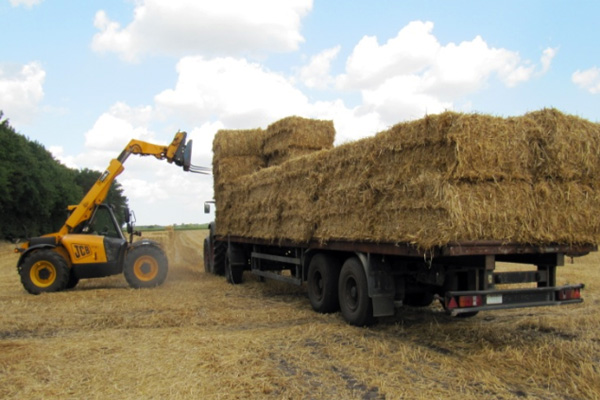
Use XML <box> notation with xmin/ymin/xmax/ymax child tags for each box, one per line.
<box><xmin>0</xmin><ymin>112</ymin><xmax>128</xmax><ymax>240</ymax></box>
<box><xmin>74</xmin><ymin>168</ymin><xmax>129</xmax><ymax>225</ymax></box>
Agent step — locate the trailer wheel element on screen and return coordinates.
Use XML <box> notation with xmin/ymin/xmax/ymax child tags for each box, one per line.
<box><xmin>203</xmin><ymin>237</ymin><xmax>212</xmax><ymax>273</ymax></box>
<box><xmin>213</xmin><ymin>241</ymin><xmax>226</xmax><ymax>276</ymax></box>
<box><xmin>338</xmin><ymin>257</ymin><xmax>374</xmax><ymax>326</ymax></box>
<box><xmin>308</xmin><ymin>253</ymin><xmax>341</xmax><ymax>313</ymax></box>
<box><xmin>124</xmin><ymin>245</ymin><xmax>168</xmax><ymax>288</ymax></box>
<box><xmin>19</xmin><ymin>250</ymin><xmax>69</xmax><ymax>295</ymax></box>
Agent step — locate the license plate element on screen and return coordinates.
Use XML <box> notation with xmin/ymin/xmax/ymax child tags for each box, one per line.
<box><xmin>487</xmin><ymin>294</ymin><xmax>503</xmax><ymax>305</ymax></box>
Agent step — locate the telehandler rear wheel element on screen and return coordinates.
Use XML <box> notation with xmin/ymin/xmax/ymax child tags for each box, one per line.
<box><xmin>19</xmin><ymin>250</ymin><xmax>69</xmax><ymax>295</ymax></box>
<box><xmin>124</xmin><ymin>245</ymin><xmax>168</xmax><ymax>288</ymax></box>
<box><xmin>66</xmin><ymin>269</ymin><xmax>80</xmax><ymax>289</ymax></box>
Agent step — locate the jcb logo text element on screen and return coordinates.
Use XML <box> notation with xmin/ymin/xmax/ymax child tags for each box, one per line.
<box><xmin>73</xmin><ymin>244</ymin><xmax>91</xmax><ymax>259</ymax></box>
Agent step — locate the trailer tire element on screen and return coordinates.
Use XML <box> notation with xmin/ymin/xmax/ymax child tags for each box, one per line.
<box><xmin>203</xmin><ymin>237</ymin><xmax>212</xmax><ymax>273</ymax></box>
<box><xmin>308</xmin><ymin>253</ymin><xmax>341</xmax><ymax>313</ymax></box>
<box><xmin>213</xmin><ymin>241</ymin><xmax>226</xmax><ymax>276</ymax></box>
<box><xmin>19</xmin><ymin>250</ymin><xmax>69</xmax><ymax>295</ymax></box>
<box><xmin>338</xmin><ymin>257</ymin><xmax>374</xmax><ymax>326</ymax></box>
<box><xmin>124</xmin><ymin>244</ymin><xmax>168</xmax><ymax>288</ymax></box>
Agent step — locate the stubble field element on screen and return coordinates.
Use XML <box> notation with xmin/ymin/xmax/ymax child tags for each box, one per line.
<box><xmin>1</xmin><ymin>230</ymin><xmax>599</xmax><ymax>399</ymax></box>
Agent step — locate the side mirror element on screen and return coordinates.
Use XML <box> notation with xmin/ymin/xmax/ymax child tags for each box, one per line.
<box><xmin>124</xmin><ymin>207</ymin><xmax>130</xmax><ymax>223</ymax></box>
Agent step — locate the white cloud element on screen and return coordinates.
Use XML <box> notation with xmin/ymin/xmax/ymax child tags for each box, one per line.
<box><xmin>155</xmin><ymin>56</ymin><xmax>310</xmax><ymax>128</ymax></box>
<box><xmin>9</xmin><ymin>0</ymin><xmax>43</xmax><ymax>7</ymax></box>
<box><xmin>71</xmin><ymin>103</ymin><xmax>158</xmax><ymax>172</ymax></box>
<box><xmin>92</xmin><ymin>0</ymin><xmax>312</xmax><ymax>62</ymax></box>
<box><xmin>153</xmin><ymin>55</ymin><xmax>389</xmax><ymax>143</ymax></box>
<box><xmin>362</xmin><ymin>75</ymin><xmax>452</xmax><ymax>123</ymax></box>
<box><xmin>48</xmin><ymin>145</ymin><xmax>78</xmax><ymax>169</ymax></box>
<box><xmin>572</xmin><ymin>67</ymin><xmax>600</xmax><ymax>94</ymax></box>
<box><xmin>307</xmin><ymin>99</ymin><xmax>385</xmax><ymax>144</ymax></box>
<box><xmin>188</xmin><ymin>121</ymin><xmax>225</xmax><ymax>166</ymax></box>
<box><xmin>327</xmin><ymin>21</ymin><xmax>552</xmax><ymax>126</ymax></box>
<box><xmin>339</xmin><ymin>21</ymin><xmax>439</xmax><ymax>90</ymax></box>
<box><xmin>426</xmin><ymin>36</ymin><xmax>534</xmax><ymax>92</ymax></box>
<box><xmin>84</xmin><ymin>103</ymin><xmax>154</xmax><ymax>152</ymax></box>
<box><xmin>299</xmin><ymin>46</ymin><xmax>341</xmax><ymax>89</ymax></box>
<box><xmin>540</xmin><ymin>47</ymin><xmax>558</xmax><ymax>74</ymax></box>
<box><xmin>0</xmin><ymin>62</ymin><xmax>45</xmax><ymax>124</ymax></box>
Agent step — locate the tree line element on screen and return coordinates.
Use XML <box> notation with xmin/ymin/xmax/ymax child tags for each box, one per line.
<box><xmin>0</xmin><ymin>112</ymin><xmax>128</xmax><ymax>241</ymax></box>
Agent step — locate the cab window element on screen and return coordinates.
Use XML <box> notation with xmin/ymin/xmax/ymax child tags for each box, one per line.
<box><xmin>87</xmin><ymin>207</ymin><xmax>121</xmax><ymax>238</ymax></box>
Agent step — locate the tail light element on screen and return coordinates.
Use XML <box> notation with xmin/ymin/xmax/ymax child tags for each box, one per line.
<box><xmin>556</xmin><ymin>288</ymin><xmax>581</xmax><ymax>301</ymax></box>
<box><xmin>445</xmin><ymin>295</ymin><xmax>483</xmax><ymax>309</ymax></box>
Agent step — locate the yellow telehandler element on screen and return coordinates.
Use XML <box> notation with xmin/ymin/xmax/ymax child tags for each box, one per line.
<box><xmin>15</xmin><ymin>131</ymin><xmax>209</xmax><ymax>294</ymax></box>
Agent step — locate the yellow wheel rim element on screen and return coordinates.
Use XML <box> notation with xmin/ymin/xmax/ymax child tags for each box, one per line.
<box><xmin>30</xmin><ymin>261</ymin><xmax>57</xmax><ymax>288</ymax></box>
<box><xmin>133</xmin><ymin>255</ymin><xmax>159</xmax><ymax>282</ymax></box>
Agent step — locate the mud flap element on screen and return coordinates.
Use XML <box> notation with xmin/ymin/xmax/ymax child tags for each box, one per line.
<box><xmin>357</xmin><ymin>253</ymin><xmax>396</xmax><ymax>317</ymax></box>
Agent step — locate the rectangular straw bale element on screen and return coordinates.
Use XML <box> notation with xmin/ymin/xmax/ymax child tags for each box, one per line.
<box><xmin>363</xmin><ymin>178</ymin><xmax>600</xmax><ymax>248</ymax></box>
<box><xmin>213</xmin><ymin>156</ymin><xmax>265</xmax><ymax>186</ymax></box>
<box><xmin>267</xmin><ymin>147</ymin><xmax>323</xmax><ymax>167</ymax></box>
<box><xmin>212</xmin><ymin>128</ymin><xmax>266</xmax><ymax>190</ymax></box>
<box><xmin>520</xmin><ymin>108</ymin><xmax>600</xmax><ymax>182</ymax></box>
<box><xmin>375</xmin><ymin>112</ymin><xmax>534</xmax><ymax>182</ymax></box>
<box><xmin>212</xmin><ymin>128</ymin><xmax>265</xmax><ymax>158</ymax></box>
<box><xmin>215</xmin><ymin>152</ymin><xmax>324</xmax><ymax>239</ymax></box>
<box><xmin>263</xmin><ymin>116</ymin><xmax>335</xmax><ymax>156</ymax></box>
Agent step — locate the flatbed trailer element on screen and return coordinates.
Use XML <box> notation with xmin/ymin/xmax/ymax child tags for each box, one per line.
<box><xmin>204</xmin><ymin>222</ymin><xmax>596</xmax><ymax>326</ymax></box>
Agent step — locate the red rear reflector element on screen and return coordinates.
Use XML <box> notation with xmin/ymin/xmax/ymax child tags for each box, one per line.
<box><xmin>557</xmin><ymin>288</ymin><xmax>581</xmax><ymax>301</ymax></box>
<box><xmin>446</xmin><ymin>297</ymin><xmax>458</xmax><ymax>310</ymax></box>
<box><xmin>458</xmin><ymin>295</ymin><xmax>483</xmax><ymax>308</ymax></box>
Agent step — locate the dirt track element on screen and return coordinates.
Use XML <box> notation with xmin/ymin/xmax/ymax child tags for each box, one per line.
<box><xmin>1</xmin><ymin>231</ymin><xmax>599</xmax><ymax>399</ymax></box>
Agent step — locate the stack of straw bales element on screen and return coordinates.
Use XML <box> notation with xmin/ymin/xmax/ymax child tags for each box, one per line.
<box><xmin>212</xmin><ymin>128</ymin><xmax>266</xmax><ymax>185</ymax></box>
<box><xmin>213</xmin><ymin>109</ymin><xmax>600</xmax><ymax>249</ymax></box>
<box><xmin>264</xmin><ymin>116</ymin><xmax>335</xmax><ymax>166</ymax></box>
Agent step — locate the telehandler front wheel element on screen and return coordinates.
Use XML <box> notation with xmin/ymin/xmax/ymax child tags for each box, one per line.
<box><xmin>124</xmin><ymin>245</ymin><xmax>168</xmax><ymax>288</ymax></box>
<box><xmin>19</xmin><ymin>250</ymin><xmax>69</xmax><ymax>295</ymax></box>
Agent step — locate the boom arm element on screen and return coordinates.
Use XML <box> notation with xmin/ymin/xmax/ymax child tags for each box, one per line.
<box><xmin>58</xmin><ymin>131</ymin><xmax>209</xmax><ymax>237</ymax></box>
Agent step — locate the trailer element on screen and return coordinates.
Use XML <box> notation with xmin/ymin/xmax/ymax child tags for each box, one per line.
<box><xmin>206</xmin><ymin>111</ymin><xmax>600</xmax><ymax>326</ymax></box>
<box><xmin>203</xmin><ymin>219</ymin><xmax>595</xmax><ymax>326</ymax></box>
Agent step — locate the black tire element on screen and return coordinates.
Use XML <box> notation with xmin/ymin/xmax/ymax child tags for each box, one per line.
<box><xmin>225</xmin><ymin>247</ymin><xmax>244</xmax><ymax>284</ymax></box>
<box><xmin>307</xmin><ymin>253</ymin><xmax>341</xmax><ymax>313</ymax></box>
<box><xmin>19</xmin><ymin>250</ymin><xmax>69</xmax><ymax>295</ymax></box>
<box><xmin>213</xmin><ymin>241</ymin><xmax>226</xmax><ymax>276</ymax></box>
<box><xmin>124</xmin><ymin>244</ymin><xmax>168</xmax><ymax>288</ymax></box>
<box><xmin>65</xmin><ymin>269</ymin><xmax>80</xmax><ymax>289</ymax></box>
<box><xmin>203</xmin><ymin>237</ymin><xmax>212</xmax><ymax>273</ymax></box>
<box><xmin>338</xmin><ymin>257</ymin><xmax>374</xmax><ymax>326</ymax></box>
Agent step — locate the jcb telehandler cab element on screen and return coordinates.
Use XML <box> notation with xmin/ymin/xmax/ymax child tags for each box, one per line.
<box><xmin>15</xmin><ymin>131</ymin><xmax>209</xmax><ymax>294</ymax></box>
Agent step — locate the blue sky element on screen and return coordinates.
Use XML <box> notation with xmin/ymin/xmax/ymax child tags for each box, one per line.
<box><xmin>1</xmin><ymin>0</ymin><xmax>599</xmax><ymax>225</ymax></box>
